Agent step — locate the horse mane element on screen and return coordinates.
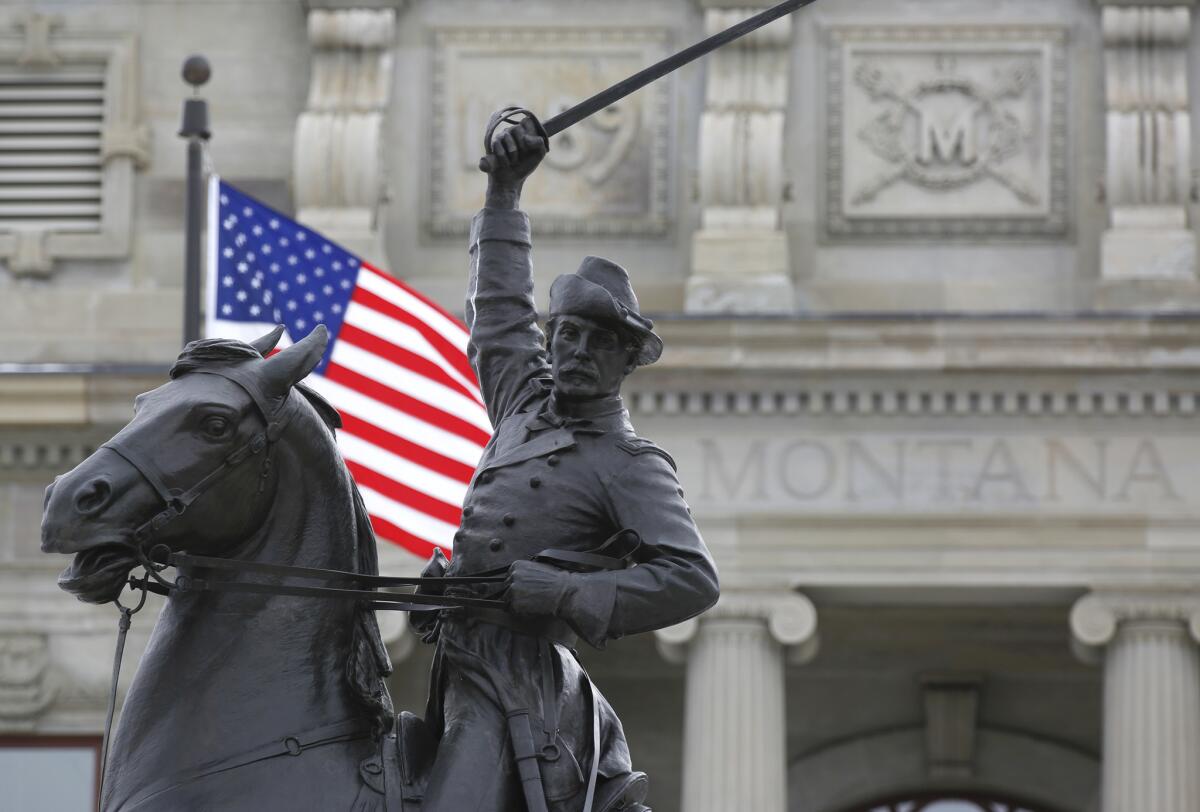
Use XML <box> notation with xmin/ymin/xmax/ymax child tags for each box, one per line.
<box><xmin>170</xmin><ymin>336</ymin><xmax>395</xmax><ymax>736</ymax></box>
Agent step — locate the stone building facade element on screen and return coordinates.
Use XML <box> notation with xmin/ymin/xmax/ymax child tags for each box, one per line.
<box><xmin>2</xmin><ymin>1</ymin><xmax>1199</xmax><ymax>810</ymax></box>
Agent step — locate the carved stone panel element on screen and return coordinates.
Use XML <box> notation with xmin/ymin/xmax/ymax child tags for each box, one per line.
<box><xmin>0</xmin><ymin>634</ymin><xmax>56</xmax><ymax>728</ymax></box>
<box><xmin>824</xmin><ymin>26</ymin><xmax>1068</xmax><ymax>238</ymax></box>
<box><xmin>430</xmin><ymin>28</ymin><xmax>672</xmax><ymax>237</ymax></box>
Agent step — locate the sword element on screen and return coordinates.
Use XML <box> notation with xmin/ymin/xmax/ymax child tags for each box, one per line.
<box><xmin>479</xmin><ymin>0</ymin><xmax>816</xmax><ymax>172</ymax></box>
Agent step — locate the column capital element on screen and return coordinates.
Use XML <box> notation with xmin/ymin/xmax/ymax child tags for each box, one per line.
<box><xmin>1095</xmin><ymin>0</ymin><xmax>1195</xmax><ymax>7</ymax></box>
<box><xmin>1070</xmin><ymin>589</ymin><xmax>1200</xmax><ymax>660</ymax></box>
<box><xmin>655</xmin><ymin>589</ymin><xmax>819</xmax><ymax>664</ymax></box>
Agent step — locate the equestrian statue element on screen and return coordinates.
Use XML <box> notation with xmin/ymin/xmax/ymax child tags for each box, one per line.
<box><xmin>38</xmin><ymin>3</ymin><xmax>833</xmax><ymax>808</ymax></box>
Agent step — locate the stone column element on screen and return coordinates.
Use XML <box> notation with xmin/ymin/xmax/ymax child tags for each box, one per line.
<box><xmin>293</xmin><ymin>5</ymin><xmax>403</xmax><ymax>267</ymax></box>
<box><xmin>685</xmin><ymin>1</ymin><xmax>796</xmax><ymax>313</ymax></box>
<box><xmin>1096</xmin><ymin>1</ymin><xmax>1198</xmax><ymax>299</ymax></box>
<box><xmin>1070</xmin><ymin>591</ymin><xmax>1200</xmax><ymax>812</ymax></box>
<box><xmin>656</xmin><ymin>591</ymin><xmax>818</xmax><ymax>812</ymax></box>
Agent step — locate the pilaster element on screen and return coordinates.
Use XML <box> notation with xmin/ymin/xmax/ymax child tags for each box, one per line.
<box><xmin>685</xmin><ymin>1</ymin><xmax>796</xmax><ymax>314</ymax></box>
<box><xmin>656</xmin><ymin>590</ymin><xmax>817</xmax><ymax>812</ymax></box>
<box><xmin>1071</xmin><ymin>590</ymin><xmax>1200</xmax><ymax>812</ymax></box>
<box><xmin>293</xmin><ymin>5</ymin><xmax>402</xmax><ymax>267</ymax></box>
<box><xmin>1095</xmin><ymin>1</ymin><xmax>1199</xmax><ymax>305</ymax></box>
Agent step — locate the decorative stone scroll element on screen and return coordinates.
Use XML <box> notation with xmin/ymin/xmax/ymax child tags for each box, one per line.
<box><xmin>293</xmin><ymin>7</ymin><xmax>400</xmax><ymax>266</ymax></box>
<box><xmin>823</xmin><ymin>25</ymin><xmax>1068</xmax><ymax>238</ymax></box>
<box><xmin>686</xmin><ymin>5</ymin><xmax>796</xmax><ymax>314</ymax></box>
<box><xmin>1098</xmin><ymin>4</ymin><xmax>1197</xmax><ymax>283</ymax></box>
<box><xmin>0</xmin><ymin>633</ymin><xmax>56</xmax><ymax>729</ymax></box>
<box><xmin>429</xmin><ymin>27</ymin><xmax>672</xmax><ymax>237</ymax></box>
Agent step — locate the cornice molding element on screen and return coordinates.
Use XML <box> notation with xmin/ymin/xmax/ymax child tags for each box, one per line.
<box><xmin>648</xmin><ymin>315</ymin><xmax>1200</xmax><ymax>373</ymax></box>
<box><xmin>0</xmin><ymin>440</ymin><xmax>98</xmax><ymax>471</ymax></box>
<box><xmin>628</xmin><ymin>385</ymin><xmax>1200</xmax><ymax>419</ymax></box>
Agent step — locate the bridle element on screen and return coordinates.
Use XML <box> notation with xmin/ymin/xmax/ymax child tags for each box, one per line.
<box><xmin>100</xmin><ymin>363</ymin><xmax>510</xmax><ymax>605</ymax></box>
<box><xmin>103</xmin><ymin>365</ymin><xmax>297</xmax><ymax>548</ymax></box>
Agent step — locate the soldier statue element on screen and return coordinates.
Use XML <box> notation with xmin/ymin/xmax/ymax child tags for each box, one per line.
<box><xmin>413</xmin><ymin>116</ymin><xmax>720</xmax><ymax>811</ymax></box>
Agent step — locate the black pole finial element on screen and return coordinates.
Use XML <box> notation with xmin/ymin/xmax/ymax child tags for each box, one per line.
<box><xmin>182</xmin><ymin>54</ymin><xmax>211</xmax><ymax>90</ymax></box>
<box><xmin>180</xmin><ymin>55</ymin><xmax>211</xmax><ymax>347</ymax></box>
<box><xmin>179</xmin><ymin>55</ymin><xmax>211</xmax><ymax>141</ymax></box>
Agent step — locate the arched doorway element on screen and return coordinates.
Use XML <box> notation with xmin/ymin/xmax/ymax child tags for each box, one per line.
<box><xmin>839</xmin><ymin>792</ymin><xmax>1065</xmax><ymax>812</ymax></box>
<box><xmin>787</xmin><ymin>727</ymin><xmax>1098</xmax><ymax>812</ymax></box>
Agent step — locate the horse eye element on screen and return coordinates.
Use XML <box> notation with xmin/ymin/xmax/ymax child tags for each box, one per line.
<box><xmin>201</xmin><ymin>415</ymin><xmax>231</xmax><ymax>438</ymax></box>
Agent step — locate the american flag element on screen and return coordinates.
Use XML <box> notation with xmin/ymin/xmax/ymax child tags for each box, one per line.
<box><xmin>205</xmin><ymin>178</ymin><xmax>489</xmax><ymax>559</ymax></box>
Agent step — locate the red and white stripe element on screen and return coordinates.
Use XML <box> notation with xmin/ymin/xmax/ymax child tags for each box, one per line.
<box><xmin>311</xmin><ymin>264</ymin><xmax>488</xmax><ymax>559</ymax></box>
<box><xmin>210</xmin><ymin>261</ymin><xmax>489</xmax><ymax>561</ymax></box>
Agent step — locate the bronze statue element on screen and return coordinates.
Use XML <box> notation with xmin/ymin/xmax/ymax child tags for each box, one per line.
<box><xmin>409</xmin><ymin>117</ymin><xmax>720</xmax><ymax>812</ymax></box>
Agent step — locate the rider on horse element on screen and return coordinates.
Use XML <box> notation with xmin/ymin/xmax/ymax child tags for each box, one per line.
<box><xmin>412</xmin><ymin>116</ymin><xmax>720</xmax><ymax>812</ymax></box>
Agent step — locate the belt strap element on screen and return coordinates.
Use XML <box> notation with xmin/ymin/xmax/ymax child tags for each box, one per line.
<box><xmin>459</xmin><ymin>605</ymin><xmax>577</xmax><ymax>650</ymax></box>
<box><xmin>582</xmin><ymin>675</ymin><xmax>601</xmax><ymax>812</ymax></box>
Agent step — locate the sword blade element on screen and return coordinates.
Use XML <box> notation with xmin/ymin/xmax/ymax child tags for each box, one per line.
<box><xmin>542</xmin><ymin>0</ymin><xmax>815</xmax><ymax>138</ymax></box>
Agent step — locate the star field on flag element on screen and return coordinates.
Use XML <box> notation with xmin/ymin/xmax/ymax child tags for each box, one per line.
<box><xmin>206</xmin><ymin>177</ymin><xmax>490</xmax><ymax>559</ymax></box>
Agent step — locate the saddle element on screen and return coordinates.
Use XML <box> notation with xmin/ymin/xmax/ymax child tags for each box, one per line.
<box><xmin>353</xmin><ymin>712</ymin><xmax>651</xmax><ymax>812</ymax></box>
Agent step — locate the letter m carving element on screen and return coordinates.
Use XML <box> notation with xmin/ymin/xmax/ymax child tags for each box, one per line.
<box><xmin>918</xmin><ymin>107</ymin><xmax>977</xmax><ymax>166</ymax></box>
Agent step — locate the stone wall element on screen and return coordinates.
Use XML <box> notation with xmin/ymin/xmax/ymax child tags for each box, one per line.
<box><xmin>1</xmin><ymin>2</ymin><xmax>1199</xmax><ymax>811</ymax></box>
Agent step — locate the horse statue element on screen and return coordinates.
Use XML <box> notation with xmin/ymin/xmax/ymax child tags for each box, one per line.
<box><xmin>40</xmin><ymin>326</ymin><xmax>430</xmax><ymax>811</ymax></box>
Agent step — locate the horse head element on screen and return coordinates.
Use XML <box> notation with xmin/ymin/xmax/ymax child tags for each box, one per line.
<box><xmin>41</xmin><ymin>325</ymin><xmax>330</xmax><ymax>604</ymax></box>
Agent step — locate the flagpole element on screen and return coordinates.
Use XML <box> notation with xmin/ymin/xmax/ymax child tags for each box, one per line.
<box><xmin>179</xmin><ymin>55</ymin><xmax>211</xmax><ymax>347</ymax></box>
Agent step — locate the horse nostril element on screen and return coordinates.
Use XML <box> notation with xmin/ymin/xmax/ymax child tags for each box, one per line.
<box><xmin>74</xmin><ymin>478</ymin><xmax>113</xmax><ymax>516</ymax></box>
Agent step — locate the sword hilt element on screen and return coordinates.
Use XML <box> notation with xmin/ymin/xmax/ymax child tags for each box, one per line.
<box><xmin>478</xmin><ymin>106</ymin><xmax>550</xmax><ymax>174</ymax></box>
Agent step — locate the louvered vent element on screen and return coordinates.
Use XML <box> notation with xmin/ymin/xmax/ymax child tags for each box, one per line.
<box><xmin>0</xmin><ymin>67</ymin><xmax>105</xmax><ymax>232</ymax></box>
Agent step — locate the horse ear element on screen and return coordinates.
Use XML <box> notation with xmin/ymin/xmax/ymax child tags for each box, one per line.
<box><xmin>249</xmin><ymin>325</ymin><xmax>286</xmax><ymax>357</ymax></box>
<box><xmin>259</xmin><ymin>325</ymin><xmax>328</xmax><ymax>399</ymax></box>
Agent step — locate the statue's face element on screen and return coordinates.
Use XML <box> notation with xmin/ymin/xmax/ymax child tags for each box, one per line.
<box><xmin>549</xmin><ymin>314</ymin><xmax>636</xmax><ymax>401</ymax></box>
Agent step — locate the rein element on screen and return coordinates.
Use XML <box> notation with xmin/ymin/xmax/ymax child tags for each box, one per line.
<box><xmin>97</xmin><ymin>539</ymin><xmax>632</xmax><ymax>810</ymax></box>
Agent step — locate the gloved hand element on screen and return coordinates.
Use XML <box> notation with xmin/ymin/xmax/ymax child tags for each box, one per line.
<box><xmin>417</xmin><ymin>547</ymin><xmax>448</xmax><ymax>594</ymax></box>
<box><xmin>504</xmin><ymin>560</ymin><xmax>571</xmax><ymax>618</ymax></box>
<box><xmin>412</xmin><ymin>548</ymin><xmax>449</xmax><ymax>643</ymax></box>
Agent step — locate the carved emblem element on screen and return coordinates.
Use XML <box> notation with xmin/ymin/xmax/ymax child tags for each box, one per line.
<box><xmin>852</xmin><ymin>58</ymin><xmax>1039</xmax><ymax>206</ymax></box>
<box><xmin>824</xmin><ymin>26</ymin><xmax>1068</xmax><ymax>238</ymax></box>
<box><xmin>0</xmin><ymin>634</ymin><xmax>56</xmax><ymax>725</ymax></box>
<box><xmin>430</xmin><ymin>28</ymin><xmax>672</xmax><ymax>237</ymax></box>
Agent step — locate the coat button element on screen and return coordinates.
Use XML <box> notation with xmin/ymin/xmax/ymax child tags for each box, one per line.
<box><xmin>489</xmin><ymin>538</ymin><xmax>503</xmax><ymax>551</ymax></box>
<box><xmin>530</xmin><ymin>476</ymin><xmax>541</xmax><ymax>489</ymax></box>
<box><xmin>454</xmin><ymin>530</ymin><xmax>465</xmax><ymax>543</ymax></box>
<box><xmin>503</xmin><ymin>514</ymin><xmax>516</xmax><ymax>526</ymax></box>
<box><xmin>547</xmin><ymin>455</ymin><xmax>560</xmax><ymax>467</ymax></box>
<box><xmin>462</xmin><ymin>505</ymin><xmax>474</xmax><ymax>517</ymax></box>
<box><xmin>478</xmin><ymin>472</ymin><xmax>493</xmax><ymax>485</ymax></box>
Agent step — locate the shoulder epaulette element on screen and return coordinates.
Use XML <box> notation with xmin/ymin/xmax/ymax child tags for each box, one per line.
<box><xmin>616</xmin><ymin>436</ymin><xmax>677</xmax><ymax>472</ymax></box>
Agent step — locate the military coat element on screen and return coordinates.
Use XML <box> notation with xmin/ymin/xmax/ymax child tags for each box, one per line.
<box><xmin>417</xmin><ymin>207</ymin><xmax>718</xmax><ymax>811</ymax></box>
<box><xmin>448</xmin><ymin>206</ymin><xmax>719</xmax><ymax>649</ymax></box>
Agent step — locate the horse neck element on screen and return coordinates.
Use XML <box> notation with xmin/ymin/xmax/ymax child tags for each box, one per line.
<box><xmin>113</xmin><ymin>426</ymin><xmax>364</xmax><ymax>785</ymax></box>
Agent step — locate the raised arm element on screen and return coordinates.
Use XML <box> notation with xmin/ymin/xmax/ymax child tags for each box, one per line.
<box><xmin>465</xmin><ymin>117</ymin><xmax>551</xmax><ymax>425</ymax></box>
